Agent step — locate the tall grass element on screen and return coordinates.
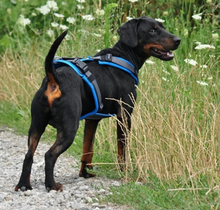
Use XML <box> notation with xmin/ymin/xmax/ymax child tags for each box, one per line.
<box><xmin>0</xmin><ymin>0</ymin><xmax>220</xmax><ymax>189</ymax></box>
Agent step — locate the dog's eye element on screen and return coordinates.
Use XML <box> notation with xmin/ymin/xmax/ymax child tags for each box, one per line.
<box><xmin>149</xmin><ymin>29</ymin><xmax>155</xmax><ymax>34</ymax></box>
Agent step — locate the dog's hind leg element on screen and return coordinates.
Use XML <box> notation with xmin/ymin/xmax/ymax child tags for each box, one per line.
<box><xmin>79</xmin><ymin>119</ymin><xmax>100</xmax><ymax>178</ymax></box>
<box><xmin>15</xmin><ymin>106</ymin><xmax>49</xmax><ymax>191</ymax></box>
<box><xmin>44</xmin><ymin>109</ymin><xmax>81</xmax><ymax>191</ymax></box>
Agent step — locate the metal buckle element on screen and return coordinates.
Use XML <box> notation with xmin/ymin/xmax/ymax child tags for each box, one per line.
<box><xmin>105</xmin><ymin>54</ymin><xmax>112</xmax><ymax>61</ymax></box>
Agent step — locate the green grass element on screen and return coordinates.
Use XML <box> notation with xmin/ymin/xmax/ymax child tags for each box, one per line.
<box><xmin>0</xmin><ymin>101</ymin><xmax>30</xmax><ymax>134</ymax></box>
<box><xmin>104</xmin><ymin>176</ymin><xmax>220</xmax><ymax>210</ymax></box>
<box><xmin>0</xmin><ymin>0</ymin><xmax>220</xmax><ymax>209</ymax></box>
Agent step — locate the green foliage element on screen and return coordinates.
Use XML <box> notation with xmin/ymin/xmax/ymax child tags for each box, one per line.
<box><xmin>0</xmin><ymin>101</ymin><xmax>30</xmax><ymax>135</ymax></box>
<box><xmin>0</xmin><ymin>0</ymin><xmax>219</xmax><ymax>209</ymax></box>
<box><xmin>105</xmin><ymin>175</ymin><xmax>220</xmax><ymax>209</ymax></box>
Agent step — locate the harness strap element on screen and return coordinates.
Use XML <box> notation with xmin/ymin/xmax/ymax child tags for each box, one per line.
<box><xmin>53</xmin><ymin>54</ymin><xmax>138</xmax><ymax>120</ymax></box>
<box><xmin>91</xmin><ymin>54</ymin><xmax>137</xmax><ymax>76</ymax></box>
<box><xmin>53</xmin><ymin>59</ymin><xmax>106</xmax><ymax>120</ymax></box>
<box><xmin>71</xmin><ymin>58</ymin><xmax>103</xmax><ymax>110</ymax></box>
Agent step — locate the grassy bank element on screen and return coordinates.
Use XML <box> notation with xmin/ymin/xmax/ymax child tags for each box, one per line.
<box><xmin>0</xmin><ymin>0</ymin><xmax>220</xmax><ymax>209</ymax></box>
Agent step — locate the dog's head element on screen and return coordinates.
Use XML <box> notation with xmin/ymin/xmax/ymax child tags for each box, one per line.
<box><xmin>117</xmin><ymin>16</ymin><xmax>181</xmax><ymax>61</ymax></box>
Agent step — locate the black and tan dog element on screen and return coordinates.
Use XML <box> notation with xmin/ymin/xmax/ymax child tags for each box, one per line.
<box><xmin>15</xmin><ymin>16</ymin><xmax>180</xmax><ymax>192</ymax></box>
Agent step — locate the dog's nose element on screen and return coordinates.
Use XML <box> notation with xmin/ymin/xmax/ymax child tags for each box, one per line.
<box><xmin>173</xmin><ymin>36</ymin><xmax>181</xmax><ymax>46</ymax></box>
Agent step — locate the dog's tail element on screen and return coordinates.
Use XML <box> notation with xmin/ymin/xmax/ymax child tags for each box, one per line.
<box><xmin>44</xmin><ymin>30</ymin><xmax>68</xmax><ymax>108</ymax></box>
<box><xmin>45</xmin><ymin>30</ymin><xmax>68</xmax><ymax>82</ymax></box>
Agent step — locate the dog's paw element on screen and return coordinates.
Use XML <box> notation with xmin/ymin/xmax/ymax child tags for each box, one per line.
<box><xmin>15</xmin><ymin>184</ymin><xmax>32</xmax><ymax>192</ymax></box>
<box><xmin>79</xmin><ymin>168</ymin><xmax>96</xmax><ymax>178</ymax></box>
<box><xmin>46</xmin><ymin>182</ymin><xmax>63</xmax><ymax>192</ymax></box>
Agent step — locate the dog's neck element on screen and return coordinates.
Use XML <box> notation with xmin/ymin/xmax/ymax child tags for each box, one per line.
<box><xmin>96</xmin><ymin>41</ymin><xmax>149</xmax><ymax>72</ymax></box>
<box><xmin>113</xmin><ymin>41</ymin><xmax>149</xmax><ymax>71</ymax></box>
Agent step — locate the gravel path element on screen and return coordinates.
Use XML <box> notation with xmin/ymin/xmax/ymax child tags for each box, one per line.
<box><xmin>0</xmin><ymin>127</ymin><xmax>129</xmax><ymax>210</ymax></box>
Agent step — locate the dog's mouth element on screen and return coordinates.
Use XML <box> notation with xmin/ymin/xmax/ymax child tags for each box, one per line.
<box><xmin>150</xmin><ymin>48</ymin><xmax>174</xmax><ymax>61</ymax></box>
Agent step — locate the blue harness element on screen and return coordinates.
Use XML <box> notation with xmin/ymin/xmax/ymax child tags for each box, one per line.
<box><xmin>53</xmin><ymin>54</ymin><xmax>138</xmax><ymax>120</ymax></box>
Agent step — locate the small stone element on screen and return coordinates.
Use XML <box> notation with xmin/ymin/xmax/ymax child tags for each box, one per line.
<box><xmin>112</xmin><ymin>181</ymin><xmax>120</xmax><ymax>187</ymax></box>
<box><xmin>70</xmin><ymin>202</ymin><xmax>83</xmax><ymax>209</ymax></box>
<box><xmin>24</xmin><ymin>190</ymin><xmax>32</xmax><ymax>196</ymax></box>
<box><xmin>98</xmin><ymin>205</ymin><xmax>106</xmax><ymax>208</ymax></box>
<box><xmin>135</xmin><ymin>181</ymin><xmax>143</xmax><ymax>185</ymax></box>
<box><xmin>0</xmin><ymin>129</ymin><xmax>124</xmax><ymax>210</ymax></box>
<box><xmin>92</xmin><ymin>203</ymin><xmax>99</xmax><ymax>207</ymax></box>
<box><xmin>49</xmin><ymin>190</ymin><xmax>57</xmax><ymax>195</ymax></box>
<box><xmin>97</xmin><ymin>189</ymin><xmax>106</xmax><ymax>195</ymax></box>
<box><xmin>38</xmin><ymin>185</ymin><xmax>45</xmax><ymax>191</ymax></box>
<box><xmin>79</xmin><ymin>185</ymin><xmax>89</xmax><ymax>191</ymax></box>
<box><xmin>84</xmin><ymin>196</ymin><xmax>93</xmax><ymax>203</ymax></box>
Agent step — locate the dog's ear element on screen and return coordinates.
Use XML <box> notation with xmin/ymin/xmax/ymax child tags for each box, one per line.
<box><xmin>117</xmin><ymin>19</ymin><xmax>139</xmax><ymax>48</ymax></box>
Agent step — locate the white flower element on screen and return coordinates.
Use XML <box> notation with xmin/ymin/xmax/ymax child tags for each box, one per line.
<box><xmin>7</xmin><ymin>8</ymin><xmax>11</xmax><ymax>14</ymax></box>
<box><xmin>46</xmin><ymin>29</ymin><xmax>54</xmax><ymax>37</ymax></box>
<box><xmin>195</xmin><ymin>44</ymin><xmax>215</xmax><ymax>50</ymax></box>
<box><xmin>129</xmin><ymin>0</ymin><xmax>138</xmax><ymax>2</ymax></box>
<box><xmin>126</xmin><ymin>16</ymin><xmax>133</xmax><ymax>21</ymax></box>
<box><xmin>184</xmin><ymin>58</ymin><xmax>198</xmax><ymax>66</ymax></box>
<box><xmin>192</xmin><ymin>13</ymin><xmax>202</xmax><ymax>20</ymax></box>
<box><xmin>162</xmin><ymin>69</ymin><xmax>170</xmax><ymax>75</ymax></box>
<box><xmin>51</xmin><ymin>22</ymin><xmax>59</xmax><ymax>27</ymax></box>
<box><xmin>77</xmin><ymin>5</ymin><xmax>84</xmax><ymax>10</ymax></box>
<box><xmin>82</xmin><ymin>15</ymin><xmax>95</xmax><ymax>21</ymax></box>
<box><xmin>46</xmin><ymin>0</ymin><xmax>58</xmax><ymax>11</ymax></box>
<box><xmin>212</xmin><ymin>33</ymin><xmax>219</xmax><ymax>40</ymax></box>
<box><xmin>170</xmin><ymin>65</ymin><xmax>179</xmax><ymax>71</ymax></box>
<box><xmin>18</xmin><ymin>15</ymin><xmax>31</xmax><ymax>26</ymax></box>
<box><xmin>54</xmin><ymin>13</ymin><xmax>64</xmax><ymax>18</ymax></box>
<box><xmin>23</xmin><ymin>18</ymin><xmax>31</xmax><ymax>26</ymax></box>
<box><xmin>66</xmin><ymin>17</ymin><xmax>76</xmax><ymax>24</ymax></box>
<box><xmin>145</xmin><ymin>60</ymin><xmax>155</xmax><ymax>65</ymax></box>
<box><xmin>155</xmin><ymin>18</ymin><xmax>165</xmax><ymax>23</ymax></box>
<box><xmin>65</xmin><ymin>34</ymin><xmax>71</xmax><ymax>40</ymax></box>
<box><xmin>162</xmin><ymin>77</ymin><xmax>169</xmax><ymax>82</ymax></box>
<box><xmin>77</xmin><ymin>0</ymin><xmax>85</xmax><ymax>2</ymax></box>
<box><xmin>38</xmin><ymin>5</ymin><xmax>50</xmax><ymax>15</ymax></box>
<box><xmin>197</xmin><ymin>81</ymin><xmax>208</xmax><ymax>86</ymax></box>
<box><xmin>200</xmin><ymin>65</ymin><xmax>208</xmax><ymax>69</ymax></box>
<box><xmin>163</xmin><ymin>11</ymin><xmax>168</xmax><ymax>16</ymax></box>
<box><xmin>95</xmin><ymin>9</ymin><xmax>105</xmax><ymax>16</ymax></box>
<box><xmin>79</xmin><ymin>29</ymin><xmax>88</xmax><ymax>34</ymax></box>
<box><xmin>61</xmin><ymin>2</ymin><xmax>67</xmax><ymax>6</ymax></box>
<box><xmin>59</xmin><ymin>24</ymin><xmax>69</xmax><ymax>30</ymax></box>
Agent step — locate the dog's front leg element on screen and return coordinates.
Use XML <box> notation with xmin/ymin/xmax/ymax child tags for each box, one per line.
<box><xmin>117</xmin><ymin>116</ymin><xmax>131</xmax><ymax>171</ymax></box>
<box><xmin>79</xmin><ymin>119</ymin><xmax>100</xmax><ymax>178</ymax></box>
